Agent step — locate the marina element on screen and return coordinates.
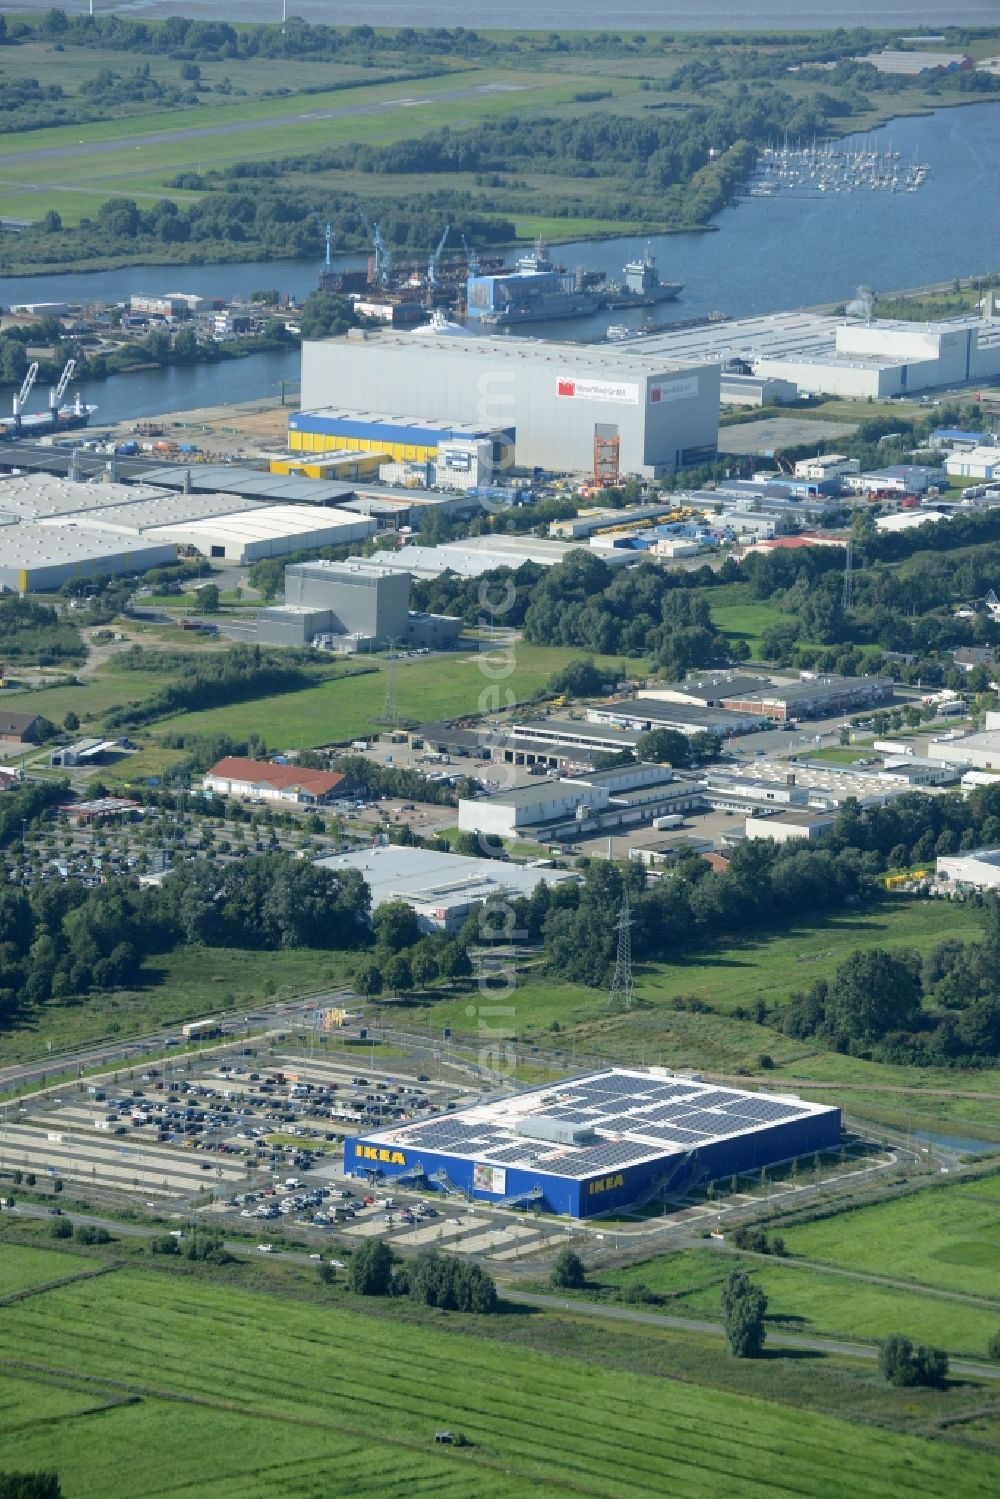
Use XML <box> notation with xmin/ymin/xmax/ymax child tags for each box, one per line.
<box><xmin>746</xmin><ymin>141</ymin><xmax>930</xmax><ymax>199</ymax></box>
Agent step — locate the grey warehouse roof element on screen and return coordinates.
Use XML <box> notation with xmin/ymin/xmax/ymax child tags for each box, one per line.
<box><xmin>333</xmin><ymin>328</ymin><xmax>704</xmax><ymax>377</ymax></box>
<box><xmin>313</xmin><ymin>844</ymin><xmax>574</xmax><ymax>911</ymax></box>
<box><xmin>133</xmin><ymin>463</ymin><xmax>357</xmax><ymax>506</ymax></box>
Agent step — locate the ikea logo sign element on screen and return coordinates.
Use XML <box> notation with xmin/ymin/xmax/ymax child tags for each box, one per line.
<box><xmin>357</xmin><ymin>1145</ymin><xmax>406</xmax><ymax>1166</ymax></box>
<box><xmin>588</xmin><ymin>1173</ymin><xmax>624</xmax><ymax>1196</ymax></box>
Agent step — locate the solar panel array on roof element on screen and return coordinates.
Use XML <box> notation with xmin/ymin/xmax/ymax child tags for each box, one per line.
<box><xmin>361</xmin><ymin>1069</ymin><xmax>828</xmax><ymax>1179</ymax></box>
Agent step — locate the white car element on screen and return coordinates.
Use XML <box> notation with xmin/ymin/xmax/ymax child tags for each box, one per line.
<box><xmin>257</xmin><ymin>1243</ymin><xmax>274</xmax><ymax>1253</ymax></box>
<box><xmin>240</xmin><ymin>1209</ymin><xmax>256</xmax><ymax>1218</ymax></box>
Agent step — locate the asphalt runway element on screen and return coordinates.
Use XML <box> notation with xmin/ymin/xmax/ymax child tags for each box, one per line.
<box><xmin>0</xmin><ymin>81</ymin><xmax>529</xmax><ymax>171</ymax></box>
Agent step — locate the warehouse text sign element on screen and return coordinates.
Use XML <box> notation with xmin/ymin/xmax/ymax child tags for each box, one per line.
<box><xmin>588</xmin><ymin>1172</ymin><xmax>625</xmax><ymax>1195</ymax></box>
<box><xmin>556</xmin><ymin>376</ymin><xmax>639</xmax><ymax>405</ymax></box>
<box><xmin>357</xmin><ymin>1145</ymin><xmax>406</xmax><ymax>1165</ymax></box>
<box><xmin>648</xmin><ymin>376</ymin><xmax>699</xmax><ymax>404</ymax></box>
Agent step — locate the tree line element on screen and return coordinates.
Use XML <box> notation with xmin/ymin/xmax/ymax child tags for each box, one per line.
<box><xmin>0</xmin><ymin>851</ymin><xmax>370</xmax><ymax>1028</ymax></box>
<box><xmin>103</xmin><ymin>644</ymin><xmax>320</xmax><ymax>733</ymax></box>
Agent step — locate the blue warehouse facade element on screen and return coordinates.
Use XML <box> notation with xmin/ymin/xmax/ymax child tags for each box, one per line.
<box><xmin>343</xmin><ymin>1069</ymin><xmax>842</xmax><ymax>1219</ymax></box>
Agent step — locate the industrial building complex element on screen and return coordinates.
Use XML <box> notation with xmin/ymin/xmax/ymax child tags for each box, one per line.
<box><xmin>0</xmin><ymin>473</ymin><xmax>377</xmax><ymax>590</ymax></box>
<box><xmin>255</xmin><ymin>557</ymin><xmax>462</xmax><ymax>652</ymax></box>
<box><xmin>344</xmin><ymin>1067</ymin><xmax>842</xmax><ymax>1217</ymax></box>
<box><xmin>609</xmin><ymin>307</ymin><xmax>1000</xmax><ymax>401</ymax></box>
<box><xmin>299</xmin><ymin>327</ymin><xmax>720</xmax><ymax>479</ymax></box>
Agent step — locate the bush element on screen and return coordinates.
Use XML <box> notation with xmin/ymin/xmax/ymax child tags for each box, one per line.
<box><xmin>149</xmin><ymin>1235</ymin><xmax>180</xmax><ymax>1255</ymax></box>
<box><xmin>0</xmin><ymin>1473</ymin><xmax>63</xmax><ymax>1499</ymax></box>
<box><xmin>409</xmin><ymin>1251</ymin><xmax>497</xmax><ymax>1313</ymax></box>
<box><xmin>48</xmin><ymin>1218</ymin><xmax>73</xmax><ymax>1239</ymax></box>
<box><xmin>878</xmin><ymin>1334</ymin><xmax>949</xmax><ymax>1387</ymax></box>
<box><xmin>74</xmin><ymin>1225</ymin><xmax>110</xmax><ymax>1245</ymax></box>
<box><xmin>550</xmin><ymin>1247</ymin><xmax>586</xmax><ymax>1290</ymax></box>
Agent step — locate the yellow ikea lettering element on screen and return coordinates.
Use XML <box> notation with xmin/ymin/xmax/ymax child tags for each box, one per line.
<box><xmin>358</xmin><ymin>1145</ymin><xmax>404</xmax><ymax>1166</ymax></box>
<box><xmin>588</xmin><ymin>1173</ymin><xmax>625</xmax><ymax>1195</ymax></box>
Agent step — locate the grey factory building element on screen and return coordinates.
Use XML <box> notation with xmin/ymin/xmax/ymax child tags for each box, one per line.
<box><xmin>300</xmin><ymin>329</ymin><xmax>720</xmax><ymax>479</ymax></box>
<box><xmin>256</xmin><ymin>558</ymin><xmax>461</xmax><ymax>653</ymax></box>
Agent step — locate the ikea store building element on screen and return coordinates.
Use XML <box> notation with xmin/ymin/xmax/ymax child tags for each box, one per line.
<box><xmin>344</xmin><ymin>1068</ymin><xmax>841</xmax><ymax>1217</ymax></box>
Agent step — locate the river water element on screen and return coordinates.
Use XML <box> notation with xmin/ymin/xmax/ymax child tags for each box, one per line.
<box><xmin>2</xmin><ymin>102</ymin><xmax>998</xmax><ymax>427</ymax></box>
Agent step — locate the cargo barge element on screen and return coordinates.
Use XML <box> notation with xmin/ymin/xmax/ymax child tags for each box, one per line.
<box><xmin>0</xmin><ymin>360</ymin><xmax>96</xmax><ymax>442</ymax></box>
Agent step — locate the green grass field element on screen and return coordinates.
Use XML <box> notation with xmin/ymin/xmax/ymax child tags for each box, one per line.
<box><xmin>405</xmin><ymin>900</ymin><xmax>1000</xmax><ymax>1134</ymax></box>
<box><xmin>2</xmin><ymin>1265</ymin><xmax>997</xmax><ymax>1498</ymax></box>
<box><xmin>0</xmin><ymin>67</ymin><xmax>639</xmax><ymax>228</ymax></box>
<box><xmin>122</xmin><ymin>644</ymin><xmax>639</xmax><ymax>755</ymax></box>
<box><xmin>0</xmin><ymin>944</ymin><xmax>351</xmax><ymax>1064</ymax></box>
<box><xmin>592</xmin><ymin>1244</ymin><xmax>1000</xmax><ymax>1358</ymax></box>
<box><xmin>0</xmin><ymin>1242</ymin><xmax>94</xmax><ymax>1296</ymax></box>
<box><xmin>710</xmin><ymin>601</ymin><xmax>794</xmax><ymax>658</ymax></box>
<box><xmin>779</xmin><ymin>1171</ymin><xmax>1000</xmax><ymax>1301</ymax></box>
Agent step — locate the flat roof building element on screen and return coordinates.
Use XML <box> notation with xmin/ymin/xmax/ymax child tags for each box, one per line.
<box><xmin>313</xmin><ymin>844</ymin><xmax>576</xmax><ymax>933</ymax></box>
<box><xmin>937</xmin><ymin>850</ymin><xmax>1000</xmax><ymax>891</ymax></box>
<box><xmin>300</xmin><ymin>328</ymin><xmax>720</xmax><ymax>479</ymax></box>
<box><xmin>257</xmin><ymin>558</ymin><xmax>411</xmax><ymax>650</ymax></box>
<box><xmin>608</xmin><ymin>309</ymin><xmax>1000</xmax><ymax>402</ymax></box>
<box><xmin>142</xmin><ymin>504</ymin><xmax>375</xmax><ymax>563</ymax></box>
<box><xmin>0</xmin><ymin>516</ymin><xmax>175</xmax><ymax>593</ymax></box>
<box><xmin>344</xmin><ymin>1066</ymin><xmax>841</xmax><ymax>1217</ymax></box>
<box><xmin>586</xmin><ymin>698</ymin><xmax>763</xmax><ymax>738</ymax></box>
<box><xmin>745</xmin><ymin>810</ymin><xmax>837</xmax><ymax>843</ymax></box>
<box><xmin>458</xmin><ymin>762</ymin><xmax>703</xmax><ymax>842</ymax></box>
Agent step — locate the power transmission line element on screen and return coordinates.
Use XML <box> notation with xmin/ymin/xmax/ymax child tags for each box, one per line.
<box><xmin>608</xmin><ymin>888</ymin><xmax>636</xmax><ymax>1012</ymax></box>
<box><xmin>842</xmin><ymin>537</ymin><xmax>854</xmax><ymax>612</ymax></box>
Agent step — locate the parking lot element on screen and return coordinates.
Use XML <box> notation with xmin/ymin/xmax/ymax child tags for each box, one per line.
<box><xmin>5</xmin><ymin>1040</ymin><xmax>590</xmax><ymax>1261</ymax></box>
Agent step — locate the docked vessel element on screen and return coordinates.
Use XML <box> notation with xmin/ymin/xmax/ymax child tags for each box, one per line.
<box><xmin>602</xmin><ymin>245</ymin><xmax>684</xmax><ymax>307</ymax></box>
<box><xmin>465</xmin><ymin>238</ymin><xmax>601</xmax><ymax>327</ymax></box>
<box><xmin>0</xmin><ymin>360</ymin><xmax>96</xmax><ymax>442</ymax></box>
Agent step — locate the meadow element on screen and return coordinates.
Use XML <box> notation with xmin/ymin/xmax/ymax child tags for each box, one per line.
<box><xmin>0</xmin><ymin>943</ymin><xmax>352</xmax><ymax>1064</ymax></box>
<box><xmin>119</xmin><ymin>642</ymin><xmax>639</xmax><ymax>754</ymax></box>
<box><xmin>589</xmin><ymin>1238</ymin><xmax>1000</xmax><ymax>1359</ymax></box>
<box><xmin>0</xmin><ymin>64</ymin><xmax>640</xmax><ymax>231</ymax></box>
<box><xmin>0</xmin><ymin>1241</ymin><xmax>94</xmax><ymax>1296</ymax></box>
<box><xmin>1</xmin><ymin>1259</ymin><xmax>997</xmax><ymax>1498</ymax></box>
<box><xmin>779</xmin><ymin>1171</ymin><xmax>1000</xmax><ymax>1301</ymax></box>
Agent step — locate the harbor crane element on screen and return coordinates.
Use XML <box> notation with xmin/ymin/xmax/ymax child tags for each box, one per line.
<box><xmin>49</xmin><ymin>358</ymin><xmax>76</xmax><ymax>416</ymax></box>
<box><xmin>358</xmin><ymin>208</ymin><xmax>392</xmax><ymax>287</ymax></box>
<box><xmin>306</xmin><ymin>204</ymin><xmax>335</xmax><ymax>269</ymax></box>
<box><xmin>427</xmin><ymin>223</ymin><xmax>450</xmax><ymax>290</ymax></box>
<box><xmin>461</xmin><ymin>232</ymin><xmax>480</xmax><ymax>276</ymax></box>
<box><xmin>11</xmin><ymin>362</ymin><xmax>39</xmax><ymax>428</ymax></box>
